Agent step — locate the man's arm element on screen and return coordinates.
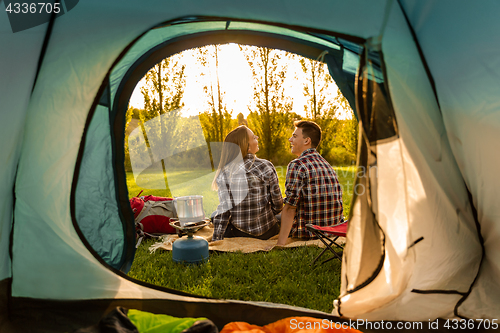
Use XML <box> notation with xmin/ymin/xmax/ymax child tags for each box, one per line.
<box><xmin>276</xmin><ymin>203</ymin><xmax>297</xmax><ymax>246</ymax></box>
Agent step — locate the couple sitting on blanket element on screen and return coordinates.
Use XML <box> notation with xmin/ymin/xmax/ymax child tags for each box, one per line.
<box><xmin>211</xmin><ymin>120</ymin><xmax>345</xmax><ymax>246</ymax></box>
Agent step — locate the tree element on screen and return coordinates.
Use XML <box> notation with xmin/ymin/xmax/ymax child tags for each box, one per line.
<box><xmin>124</xmin><ymin>106</ymin><xmax>137</xmax><ymax>172</ymax></box>
<box><xmin>141</xmin><ymin>55</ymin><xmax>185</xmax><ymax>118</ymax></box>
<box><xmin>197</xmin><ymin>45</ymin><xmax>233</xmax><ymax>170</ymax></box>
<box><xmin>138</xmin><ymin>54</ymin><xmax>187</xmax><ymax>166</ymax></box>
<box><xmin>337</xmin><ymin>108</ymin><xmax>359</xmax><ymax>156</ymax></box>
<box><xmin>242</xmin><ymin>46</ymin><xmax>294</xmax><ymax>164</ymax></box>
<box><xmin>300</xmin><ymin>57</ymin><xmax>343</xmax><ymax>157</ymax></box>
<box><xmin>300</xmin><ymin>57</ymin><xmax>333</xmax><ymax>121</ymax></box>
<box><xmin>129</xmin><ymin>55</ymin><xmax>187</xmax><ymax>196</ymax></box>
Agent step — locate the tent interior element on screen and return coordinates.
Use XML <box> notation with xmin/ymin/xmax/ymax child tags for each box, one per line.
<box><xmin>1</xmin><ymin>0</ymin><xmax>499</xmax><ymax>332</ymax></box>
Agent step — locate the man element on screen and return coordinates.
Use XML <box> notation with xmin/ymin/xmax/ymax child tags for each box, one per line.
<box><xmin>276</xmin><ymin>120</ymin><xmax>344</xmax><ymax>246</ymax></box>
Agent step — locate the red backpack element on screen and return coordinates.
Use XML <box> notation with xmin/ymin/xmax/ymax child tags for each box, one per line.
<box><xmin>129</xmin><ymin>194</ymin><xmax>178</xmax><ymax>246</ymax></box>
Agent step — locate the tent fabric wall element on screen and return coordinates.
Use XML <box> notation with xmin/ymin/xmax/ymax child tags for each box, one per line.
<box><xmin>75</xmin><ymin>105</ymin><xmax>126</xmax><ymax>271</ymax></box>
<box><xmin>335</xmin><ymin>1</ymin><xmax>482</xmax><ymax>320</ymax></box>
<box><xmin>399</xmin><ymin>0</ymin><xmax>500</xmax><ymax>319</ymax></box>
<box><xmin>1</xmin><ymin>0</ymin><xmax>498</xmax><ymax>330</ymax></box>
<box><xmin>0</xmin><ymin>10</ymin><xmax>48</xmax><ymax>282</ymax></box>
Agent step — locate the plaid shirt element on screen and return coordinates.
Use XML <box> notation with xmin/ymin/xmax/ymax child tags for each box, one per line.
<box><xmin>212</xmin><ymin>154</ymin><xmax>283</xmax><ymax>240</ymax></box>
<box><xmin>284</xmin><ymin>148</ymin><xmax>344</xmax><ymax>239</ymax></box>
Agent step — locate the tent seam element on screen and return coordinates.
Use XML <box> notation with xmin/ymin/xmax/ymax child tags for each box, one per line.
<box><xmin>31</xmin><ymin>0</ymin><xmax>60</xmax><ymax>95</ymax></box>
<box><xmin>396</xmin><ymin>0</ymin><xmax>441</xmax><ymax>113</ymax></box>
<box><xmin>411</xmin><ymin>289</ymin><xmax>467</xmax><ymax>296</ymax></box>
<box><xmin>153</xmin><ymin>16</ymin><xmax>367</xmax><ymax>45</ymax></box>
<box><xmin>453</xmin><ymin>188</ymin><xmax>485</xmax><ymax>319</ymax></box>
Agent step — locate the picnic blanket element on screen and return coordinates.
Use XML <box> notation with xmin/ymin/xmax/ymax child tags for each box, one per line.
<box><xmin>149</xmin><ymin>224</ymin><xmax>345</xmax><ymax>253</ymax></box>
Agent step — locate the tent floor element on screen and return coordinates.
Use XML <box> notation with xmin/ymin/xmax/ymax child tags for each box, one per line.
<box><xmin>0</xmin><ymin>278</ymin><xmax>488</xmax><ymax>333</ymax></box>
<box><xmin>2</xmin><ymin>278</ymin><xmax>345</xmax><ymax>332</ymax></box>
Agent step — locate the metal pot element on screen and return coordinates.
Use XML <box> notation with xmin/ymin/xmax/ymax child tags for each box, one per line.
<box><xmin>173</xmin><ymin>195</ymin><xmax>205</xmax><ymax>226</ymax></box>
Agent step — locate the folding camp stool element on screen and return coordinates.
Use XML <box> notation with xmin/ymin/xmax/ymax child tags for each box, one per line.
<box><xmin>306</xmin><ymin>220</ymin><xmax>348</xmax><ymax>266</ymax></box>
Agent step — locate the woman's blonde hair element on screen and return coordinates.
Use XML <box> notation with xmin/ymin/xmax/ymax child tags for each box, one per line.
<box><xmin>212</xmin><ymin>125</ymin><xmax>253</xmax><ymax>190</ymax></box>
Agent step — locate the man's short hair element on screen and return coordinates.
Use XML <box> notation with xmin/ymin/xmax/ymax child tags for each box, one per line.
<box><xmin>294</xmin><ymin>120</ymin><xmax>322</xmax><ymax>148</ymax></box>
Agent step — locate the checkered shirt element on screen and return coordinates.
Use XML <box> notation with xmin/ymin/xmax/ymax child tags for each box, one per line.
<box><xmin>284</xmin><ymin>148</ymin><xmax>344</xmax><ymax>239</ymax></box>
<box><xmin>212</xmin><ymin>154</ymin><xmax>283</xmax><ymax>240</ymax></box>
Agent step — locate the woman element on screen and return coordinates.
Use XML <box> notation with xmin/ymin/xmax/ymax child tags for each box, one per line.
<box><xmin>211</xmin><ymin>125</ymin><xmax>283</xmax><ymax>241</ymax></box>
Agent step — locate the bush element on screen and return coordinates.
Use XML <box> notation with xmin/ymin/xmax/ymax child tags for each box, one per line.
<box><xmin>268</xmin><ymin>150</ymin><xmax>296</xmax><ymax>166</ymax></box>
<box><xmin>324</xmin><ymin>146</ymin><xmax>356</xmax><ymax>166</ymax></box>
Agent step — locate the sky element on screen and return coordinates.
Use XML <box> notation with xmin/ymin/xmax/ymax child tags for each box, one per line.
<box><xmin>129</xmin><ymin>43</ymin><xmax>351</xmax><ymax>119</ymax></box>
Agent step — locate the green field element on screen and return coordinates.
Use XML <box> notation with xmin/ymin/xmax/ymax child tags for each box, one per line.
<box><xmin>127</xmin><ymin>166</ymin><xmax>356</xmax><ymax>313</ymax></box>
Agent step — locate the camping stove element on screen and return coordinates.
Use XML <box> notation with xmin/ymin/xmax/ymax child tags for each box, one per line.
<box><xmin>169</xmin><ymin>219</ymin><xmax>210</xmax><ymax>264</ymax></box>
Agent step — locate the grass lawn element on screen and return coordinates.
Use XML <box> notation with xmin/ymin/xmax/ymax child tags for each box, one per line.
<box><xmin>127</xmin><ymin>165</ymin><xmax>356</xmax><ymax>313</ymax></box>
<box><xmin>129</xmin><ymin>240</ymin><xmax>342</xmax><ymax>313</ymax></box>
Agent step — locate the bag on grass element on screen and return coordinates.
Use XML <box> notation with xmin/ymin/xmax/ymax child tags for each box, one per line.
<box><xmin>129</xmin><ymin>196</ymin><xmax>178</xmax><ymax>247</ymax></box>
